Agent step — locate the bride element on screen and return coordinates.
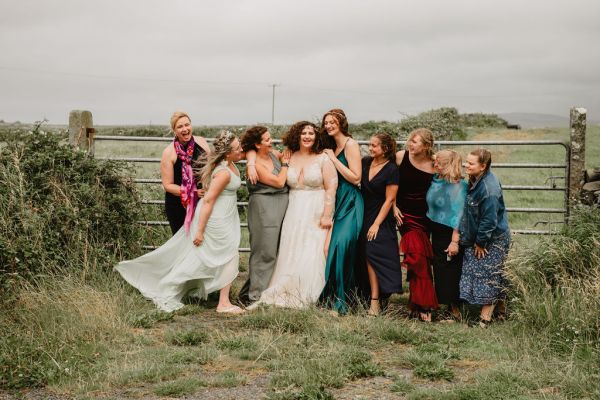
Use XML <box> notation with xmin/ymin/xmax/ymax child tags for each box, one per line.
<box><xmin>115</xmin><ymin>131</ymin><xmax>245</xmax><ymax>314</ymax></box>
<box><xmin>249</xmin><ymin>121</ymin><xmax>338</xmax><ymax>309</ymax></box>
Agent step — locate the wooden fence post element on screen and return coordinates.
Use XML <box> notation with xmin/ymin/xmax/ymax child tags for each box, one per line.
<box><xmin>68</xmin><ymin>110</ymin><xmax>95</xmax><ymax>155</ymax></box>
<box><xmin>568</xmin><ymin>107</ymin><xmax>586</xmax><ymax>213</ymax></box>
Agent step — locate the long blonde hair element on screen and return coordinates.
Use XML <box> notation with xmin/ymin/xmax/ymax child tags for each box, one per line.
<box><xmin>196</xmin><ymin>130</ymin><xmax>236</xmax><ymax>188</ymax></box>
<box><xmin>434</xmin><ymin>149</ymin><xmax>463</xmax><ymax>183</ymax></box>
<box><xmin>407</xmin><ymin>128</ymin><xmax>435</xmax><ymax>160</ymax></box>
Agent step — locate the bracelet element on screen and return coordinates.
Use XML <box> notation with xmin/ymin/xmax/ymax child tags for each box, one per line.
<box><xmin>281</xmin><ymin>162</ymin><xmax>289</xmax><ymax>167</ymax></box>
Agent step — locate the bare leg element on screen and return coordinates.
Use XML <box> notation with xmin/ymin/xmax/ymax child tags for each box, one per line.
<box><xmin>367</xmin><ymin>261</ymin><xmax>380</xmax><ymax>316</ymax></box>
<box><xmin>216</xmin><ymin>284</ymin><xmax>244</xmax><ymax>313</ymax></box>
<box><xmin>480</xmin><ymin>304</ymin><xmax>495</xmax><ymax>321</ymax></box>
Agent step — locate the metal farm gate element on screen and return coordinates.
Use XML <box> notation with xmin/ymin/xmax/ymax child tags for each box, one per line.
<box><xmin>93</xmin><ymin>136</ymin><xmax>574</xmax><ymax>252</ymax></box>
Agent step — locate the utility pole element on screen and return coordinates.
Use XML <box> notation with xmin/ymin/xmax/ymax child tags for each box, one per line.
<box><xmin>271</xmin><ymin>83</ymin><xmax>280</xmax><ymax>125</ymax></box>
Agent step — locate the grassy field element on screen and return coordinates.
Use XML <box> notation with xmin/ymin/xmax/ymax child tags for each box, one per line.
<box><xmin>2</xmin><ymin>124</ymin><xmax>599</xmax><ymax>399</ymax></box>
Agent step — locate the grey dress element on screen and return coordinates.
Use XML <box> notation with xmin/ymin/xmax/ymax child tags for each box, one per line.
<box><xmin>239</xmin><ymin>152</ymin><xmax>289</xmax><ymax>304</ymax></box>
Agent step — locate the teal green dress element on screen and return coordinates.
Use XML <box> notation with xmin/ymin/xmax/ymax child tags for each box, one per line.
<box><xmin>319</xmin><ymin>150</ymin><xmax>364</xmax><ymax>313</ymax></box>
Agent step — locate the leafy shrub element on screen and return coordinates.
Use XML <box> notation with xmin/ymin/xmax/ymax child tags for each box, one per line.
<box><xmin>397</xmin><ymin>107</ymin><xmax>466</xmax><ymax>141</ymax></box>
<box><xmin>0</xmin><ymin>123</ymin><xmax>145</xmax><ymax>301</ymax></box>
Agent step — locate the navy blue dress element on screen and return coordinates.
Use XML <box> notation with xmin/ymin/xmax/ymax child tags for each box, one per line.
<box><xmin>357</xmin><ymin>159</ymin><xmax>401</xmax><ymax>297</ymax></box>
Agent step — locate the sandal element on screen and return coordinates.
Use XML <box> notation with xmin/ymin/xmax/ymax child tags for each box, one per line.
<box><xmin>216</xmin><ymin>305</ymin><xmax>245</xmax><ymax>314</ymax></box>
<box><xmin>471</xmin><ymin>317</ymin><xmax>492</xmax><ymax>328</ymax></box>
<box><xmin>418</xmin><ymin>311</ymin><xmax>432</xmax><ymax>323</ymax></box>
<box><xmin>368</xmin><ymin>298</ymin><xmax>380</xmax><ymax>316</ymax></box>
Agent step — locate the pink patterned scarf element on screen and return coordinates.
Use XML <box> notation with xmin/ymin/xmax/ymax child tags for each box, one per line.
<box><xmin>174</xmin><ymin>137</ymin><xmax>198</xmax><ymax>234</ymax></box>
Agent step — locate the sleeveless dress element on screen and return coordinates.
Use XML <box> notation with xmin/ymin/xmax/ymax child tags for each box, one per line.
<box><xmin>397</xmin><ymin>151</ymin><xmax>438</xmax><ymax>311</ymax></box>
<box><xmin>238</xmin><ymin>152</ymin><xmax>289</xmax><ymax>304</ymax></box>
<box><xmin>165</xmin><ymin>141</ymin><xmax>206</xmax><ymax>234</ymax></box>
<box><xmin>320</xmin><ymin>147</ymin><xmax>364</xmax><ymax>314</ymax></box>
<box><xmin>248</xmin><ymin>154</ymin><xmax>333</xmax><ymax>309</ymax></box>
<box><xmin>357</xmin><ymin>160</ymin><xmax>402</xmax><ymax>297</ymax></box>
<box><xmin>116</xmin><ymin>162</ymin><xmax>241</xmax><ymax>312</ymax></box>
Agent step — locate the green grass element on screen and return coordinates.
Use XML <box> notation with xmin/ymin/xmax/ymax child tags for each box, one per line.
<box><xmin>2</xmin><ymin>124</ymin><xmax>600</xmax><ymax>398</ymax></box>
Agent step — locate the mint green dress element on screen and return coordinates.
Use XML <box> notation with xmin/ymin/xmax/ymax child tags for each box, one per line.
<box><xmin>319</xmin><ymin>150</ymin><xmax>364</xmax><ymax>313</ymax></box>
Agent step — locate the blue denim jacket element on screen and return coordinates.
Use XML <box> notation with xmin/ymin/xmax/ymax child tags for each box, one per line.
<box><xmin>459</xmin><ymin>170</ymin><xmax>509</xmax><ymax>248</ymax></box>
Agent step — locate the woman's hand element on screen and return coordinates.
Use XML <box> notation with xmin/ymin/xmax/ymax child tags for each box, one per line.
<box><xmin>474</xmin><ymin>244</ymin><xmax>488</xmax><ymax>259</ymax></box>
<box><xmin>323</xmin><ymin>148</ymin><xmax>336</xmax><ymax>162</ymax></box>
<box><xmin>193</xmin><ymin>231</ymin><xmax>204</xmax><ymax>247</ymax></box>
<box><xmin>196</xmin><ymin>188</ymin><xmax>206</xmax><ymax>198</ymax></box>
<box><xmin>282</xmin><ymin>149</ymin><xmax>292</xmax><ymax>164</ymax></box>
<box><xmin>445</xmin><ymin>241</ymin><xmax>459</xmax><ymax>257</ymax></box>
<box><xmin>319</xmin><ymin>215</ymin><xmax>333</xmax><ymax>229</ymax></box>
<box><xmin>367</xmin><ymin>224</ymin><xmax>380</xmax><ymax>241</ymax></box>
<box><xmin>247</xmin><ymin>165</ymin><xmax>258</xmax><ymax>185</ymax></box>
<box><xmin>393</xmin><ymin>206</ymin><xmax>403</xmax><ymax>226</ymax></box>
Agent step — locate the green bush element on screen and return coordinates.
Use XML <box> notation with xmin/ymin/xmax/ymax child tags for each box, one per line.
<box><xmin>0</xmin><ymin>124</ymin><xmax>145</xmax><ymax>300</ymax></box>
<box><xmin>505</xmin><ymin>206</ymin><xmax>600</xmax><ymax>349</ymax></box>
<box><xmin>397</xmin><ymin>107</ymin><xmax>466</xmax><ymax>141</ymax></box>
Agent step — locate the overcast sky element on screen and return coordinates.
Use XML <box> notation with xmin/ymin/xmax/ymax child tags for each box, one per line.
<box><xmin>1</xmin><ymin>0</ymin><xmax>598</xmax><ymax>125</ymax></box>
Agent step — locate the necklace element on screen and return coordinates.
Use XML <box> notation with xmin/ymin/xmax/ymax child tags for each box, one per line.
<box><xmin>371</xmin><ymin>159</ymin><xmax>388</xmax><ymax>168</ymax></box>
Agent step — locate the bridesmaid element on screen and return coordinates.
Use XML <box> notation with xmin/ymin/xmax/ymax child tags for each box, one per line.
<box><xmin>116</xmin><ymin>131</ymin><xmax>244</xmax><ymax>314</ymax></box>
<box><xmin>459</xmin><ymin>149</ymin><xmax>510</xmax><ymax>327</ymax></box>
<box><xmin>238</xmin><ymin>126</ymin><xmax>290</xmax><ymax>305</ymax></box>
<box><xmin>394</xmin><ymin>128</ymin><xmax>438</xmax><ymax>322</ymax></box>
<box><xmin>160</xmin><ymin>111</ymin><xmax>211</xmax><ymax>235</ymax></box>
<box><xmin>426</xmin><ymin>150</ymin><xmax>467</xmax><ymax>321</ymax></box>
<box><xmin>319</xmin><ymin>108</ymin><xmax>364</xmax><ymax>314</ymax></box>
<box><xmin>357</xmin><ymin>133</ymin><xmax>400</xmax><ymax>316</ymax></box>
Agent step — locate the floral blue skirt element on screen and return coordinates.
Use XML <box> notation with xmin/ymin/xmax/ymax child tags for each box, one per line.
<box><xmin>459</xmin><ymin>232</ymin><xmax>510</xmax><ymax>305</ymax></box>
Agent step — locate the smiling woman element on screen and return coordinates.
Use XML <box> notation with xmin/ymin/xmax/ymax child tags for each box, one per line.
<box><xmin>116</xmin><ymin>130</ymin><xmax>245</xmax><ymax>314</ymax></box>
<box><xmin>160</xmin><ymin>111</ymin><xmax>211</xmax><ymax>235</ymax></box>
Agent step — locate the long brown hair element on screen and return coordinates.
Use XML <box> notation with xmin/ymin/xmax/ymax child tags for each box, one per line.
<box><xmin>320</xmin><ymin>108</ymin><xmax>350</xmax><ymax>149</ymax></box>
<box><xmin>240</xmin><ymin>125</ymin><xmax>268</xmax><ymax>152</ymax></box>
<box><xmin>282</xmin><ymin>121</ymin><xmax>323</xmax><ymax>153</ymax></box>
<box><xmin>371</xmin><ymin>132</ymin><xmax>396</xmax><ymax>162</ymax></box>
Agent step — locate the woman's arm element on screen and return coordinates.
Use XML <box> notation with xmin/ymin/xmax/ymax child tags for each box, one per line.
<box><xmin>323</xmin><ymin>139</ymin><xmax>361</xmax><ymax>185</ymax></box>
<box><xmin>367</xmin><ymin>184</ymin><xmax>398</xmax><ymax>241</ymax></box>
<box><xmin>245</xmin><ymin>150</ymin><xmax>259</xmax><ymax>185</ymax></box>
<box><xmin>320</xmin><ymin>157</ymin><xmax>338</xmax><ymax>229</ymax></box>
<box><xmin>395</xmin><ymin>150</ymin><xmax>406</xmax><ymax>166</ymax></box>
<box><xmin>445</xmin><ymin>229</ymin><xmax>460</xmax><ymax>257</ymax></box>
<box><xmin>160</xmin><ymin>145</ymin><xmax>181</xmax><ymax>196</ymax></box>
<box><xmin>193</xmin><ymin>169</ymin><xmax>230</xmax><ymax>246</ymax></box>
<box><xmin>254</xmin><ymin>151</ymin><xmax>290</xmax><ymax>189</ymax></box>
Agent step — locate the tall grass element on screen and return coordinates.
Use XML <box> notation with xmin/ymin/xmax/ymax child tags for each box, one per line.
<box><xmin>505</xmin><ymin>206</ymin><xmax>600</xmax><ymax>350</ymax></box>
<box><xmin>0</xmin><ymin>125</ymin><xmax>149</xmax><ymax>389</ymax></box>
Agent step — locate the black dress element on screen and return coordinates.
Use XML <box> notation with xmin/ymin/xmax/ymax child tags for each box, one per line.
<box><xmin>165</xmin><ymin>142</ymin><xmax>205</xmax><ymax>234</ymax></box>
<box><xmin>357</xmin><ymin>159</ymin><xmax>401</xmax><ymax>297</ymax></box>
<box><xmin>429</xmin><ymin>220</ymin><xmax>463</xmax><ymax>305</ymax></box>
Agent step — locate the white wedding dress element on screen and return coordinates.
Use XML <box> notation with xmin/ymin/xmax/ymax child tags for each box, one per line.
<box><xmin>115</xmin><ymin>163</ymin><xmax>241</xmax><ymax>312</ymax></box>
<box><xmin>249</xmin><ymin>153</ymin><xmax>337</xmax><ymax>309</ymax></box>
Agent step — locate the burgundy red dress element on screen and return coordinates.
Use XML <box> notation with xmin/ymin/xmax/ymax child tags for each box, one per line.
<box><xmin>396</xmin><ymin>151</ymin><xmax>438</xmax><ymax>311</ymax></box>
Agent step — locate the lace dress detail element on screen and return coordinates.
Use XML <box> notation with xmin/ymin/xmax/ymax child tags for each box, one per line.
<box><xmin>249</xmin><ymin>154</ymin><xmax>337</xmax><ymax>309</ymax></box>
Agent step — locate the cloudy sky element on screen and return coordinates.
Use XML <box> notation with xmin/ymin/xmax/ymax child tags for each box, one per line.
<box><xmin>0</xmin><ymin>0</ymin><xmax>598</xmax><ymax>125</ymax></box>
